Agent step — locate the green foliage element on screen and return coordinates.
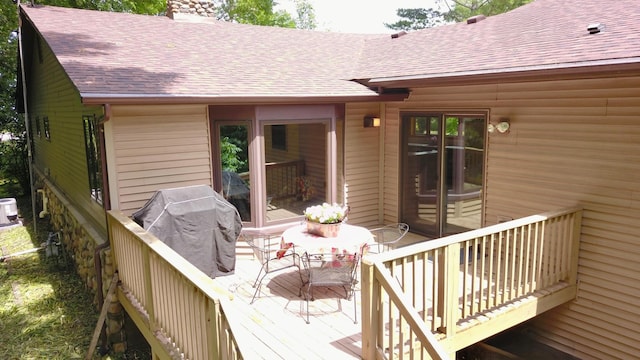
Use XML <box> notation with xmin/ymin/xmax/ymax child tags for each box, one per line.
<box><xmin>214</xmin><ymin>0</ymin><xmax>296</xmax><ymax>27</ymax></box>
<box><xmin>385</xmin><ymin>8</ymin><xmax>444</xmax><ymax>31</ymax></box>
<box><xmin>439</xmin><ymin>0</ymin><xmax>533</xmax><ymax>23</ymax></box>
<box><xmin>220</xmin><ymin>126</ymin><xmax>248</xmax><ymax>172</ymax></box>
<box><xmin>386</xmin><ymin>0</ymin><xmax>532</xmax><ymax>31</ymax></box>
<box><xmin>0</xmin><ymin>185</ymin><xmax>99</xmax><ymax>359</ymax></box>
<box><xmin>37</xmin><ymin>0</ymin><xmax>166</xmax><ymax>14</ymax></box>
<box><xmin>0</xmin><ymin>0</ymin><xmax>28</xmax><ymax>195</ymax></box>
<box><xmin>293</xmin><ymin>0</ymin><xmax>316</xmax><ymax>30</ymax></box>
<box><xmin>220</xmin><ymin>137</ymin><xmax>246</xmax><ymax>172</ymax></box>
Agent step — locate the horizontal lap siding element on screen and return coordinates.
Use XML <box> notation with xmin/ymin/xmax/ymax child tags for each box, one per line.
<box><xmin>28</xmin><ymin>36</ymin><xmax>107</xmax><ymax>231</ymax></box>
<box><xmin>404</xmin><ymin>77</ymin><xmax>640</xmax><ymax>359</ymax></box>
<box><xmin>344</xmin><ymin>103</ymin><xmax>382</xmax><ymax>226</ymax></box>
<box><xmin>110</xmin><ymin>105</ymin><xmax>212</xmax><ymax>215</ymax></box>
<box><xmin>382</xmin><ymin>104</ymin><xmax>401</xmax><ymax>224</ymax></box>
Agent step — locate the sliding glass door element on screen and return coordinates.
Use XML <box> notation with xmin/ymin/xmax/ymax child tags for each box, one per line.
<box><xmin>401</xmin><ymin>113</ymin><xmax>485</xmax><ymax>237</ymax></box>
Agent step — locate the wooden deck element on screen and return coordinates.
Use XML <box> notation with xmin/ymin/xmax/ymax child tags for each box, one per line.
<box><xmin>107</xmin><ymin>207</ymin><xmax>582</xmax><ymax>359</ymax></box>
<box><xmin>211</xmin><ymin>232</ymin><xmax>433</xmax><ymax>359</ymax></box>
<box><xmin>212</xmin><ymin>257</ymin><xmax>365</xmax><ymax>359</ymax></box>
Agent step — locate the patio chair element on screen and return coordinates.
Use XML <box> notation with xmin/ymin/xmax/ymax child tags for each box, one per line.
<box><xmin>367</xmin><ymin>223</ymin><xmax>409</xmax><ymax>254</ymax></box>
<box><xmin>299</xmin><ymin>251</ymin><xmax>361</xmax><ymax>324</ymax></box>
<box><xmin>244</xmin><ymin>233</ymin><xmax>302</xmax><ymax>304</ymax></box>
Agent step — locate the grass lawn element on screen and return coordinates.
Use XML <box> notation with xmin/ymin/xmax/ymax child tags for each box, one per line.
<box><xmin>0</xmin><ymin>180</ymin><xmax>148</xmax><ymax>359</ymax></box>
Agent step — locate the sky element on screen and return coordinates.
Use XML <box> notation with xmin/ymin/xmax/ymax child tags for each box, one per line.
<box><xmin>276</xmin><ymin>0</ymin><xmax>440</xmax><ymax>34</ymax></box>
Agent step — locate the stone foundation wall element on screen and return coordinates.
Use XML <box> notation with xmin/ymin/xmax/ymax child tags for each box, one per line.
<box><xmin>39</xmin><ymin>183</ymin><xmax>126</xmax><ymax>352</ymax></box>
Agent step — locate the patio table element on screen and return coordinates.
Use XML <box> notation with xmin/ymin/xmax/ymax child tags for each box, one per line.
<box><xmin>280</xmin><ymin>223</ymin><xmax>372</xmax><ymax>256</ymax></box>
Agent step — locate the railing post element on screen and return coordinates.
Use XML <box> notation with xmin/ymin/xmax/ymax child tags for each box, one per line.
<box><xmin>141</xmin><ymin>246</ymin><xmax>156</xmax><ymax>334</ymax></box>
<box><xmin>360</xmin><ymin>258</ymin><xmax>376</xmax><ymax>360</ymax></box>
<box><xmin>442</xmin><ymin>243</ymin><xmax>459</xmax><ymax>338</ymax></box>
<box><xmin>207</xmin><ymin>298</ymin><xmax>221</xmax><ymax>360</ymax></box>
<box><xmin>568</xmin><ymin>210</ymin><xmax>582</xmax><ymax>285</ymax></box>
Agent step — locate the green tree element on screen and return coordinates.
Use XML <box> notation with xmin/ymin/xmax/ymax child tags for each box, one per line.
<box><xmin>385</xmin><ymin>8</ymin><xmax>444</xmax><ymax>31</ymax></box>
<box><xmin>293</xmin><ymin>0</ymin><xmax>316</xmax><ymax>30</ymax></box>
<box><xmin>439</xmin><ymin>0</ymin><xmax>532</xmax><ymax>23</ymax></box>
<box><xmin>0</xmin><ymin>0</ymin><xmax>29</xmax><ymax>193</ymax></box>
<box><xmin>386</xmin><ymin>0</ymin><xmax>532</xmax><ymax>31</ymax></box>
<box><xmin>214</xmin><ymin>0</ymin><xmax>296</xmax><ymax>27</ymax></box>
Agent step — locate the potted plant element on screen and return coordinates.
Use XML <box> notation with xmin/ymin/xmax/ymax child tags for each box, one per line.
<box><xmin>303</xmin><ymin>203</ymin><xmax>349</xmax><ymax>237</ymax></box>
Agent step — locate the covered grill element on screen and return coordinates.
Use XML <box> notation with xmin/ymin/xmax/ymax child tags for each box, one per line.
<box><xmin>132</xmin><ymin>185</ymin><xmax>241</xmax><ymax>278</ymax></box>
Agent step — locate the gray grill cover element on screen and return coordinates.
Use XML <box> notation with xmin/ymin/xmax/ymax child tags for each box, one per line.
<box><xmin>132</xmin><ymin>185</ymin><xmax>241</xmax><ymax>278</ymax></box>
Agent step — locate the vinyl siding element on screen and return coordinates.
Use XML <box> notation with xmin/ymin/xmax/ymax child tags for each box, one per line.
<box><xmin>26</xmin><ymin>33</ymin><xmax>106</xmax><ymax>233</ymax></box>
<box><xmin>108</xmin><ymin>105</ymin><xmax>212</xmax><ymax>215</ymax></box>
<box><xmin>345</xmin><ymin>76</ymin><xmax>640</xmax><ymax>358</ymax></box>
<box><xmin>344</xmin><ymin>102</ymin><xmax>384</xmax><ymax>226</ymax></box>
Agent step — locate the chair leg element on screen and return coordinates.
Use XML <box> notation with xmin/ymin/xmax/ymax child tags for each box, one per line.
<box><xmin>250</xmin><ymin>265</ymin><xmax>268</xmax><ymax>304</ymax></box>
<box><xmin>305</xmin><ymin>284</ymin><xmax>311</xmax><ymax>324</ymax></box>
<box><xmin>352</xmin><ymin>288</ymin><xmax>358</xmax><ymax>324</ymax></box>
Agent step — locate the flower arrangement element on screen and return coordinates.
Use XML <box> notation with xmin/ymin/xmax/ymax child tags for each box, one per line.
<box><xmin>304</xmin><ymin>203</ymin><xmax>348</xmax><ymax>224</ymax></box>
<box><xmin>296</xmin><ymin>176</ymin><xmax>315</xmax><ymax>201</ymax></box>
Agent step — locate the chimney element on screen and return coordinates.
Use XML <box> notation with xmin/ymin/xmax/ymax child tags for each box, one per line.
<box><xmin>167</xmin><ymin>0</ymin><xmax>216</xmax><ymax>21</ymax></box>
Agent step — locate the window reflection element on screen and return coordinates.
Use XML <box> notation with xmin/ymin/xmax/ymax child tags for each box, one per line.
<box><xmin>220</xmin><ymin>125</ymin><xmax>251</xmax><ymax>221</ymax></box>
<box><xmin>264</xmin><ymin>123</ymin><xmax>326</xmax><ymax>222</ymax></box>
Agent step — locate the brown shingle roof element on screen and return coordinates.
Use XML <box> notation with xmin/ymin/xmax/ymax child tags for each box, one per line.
<box><xmin>21</xmin><ymin>5</ymin><xmax>380</xmax><ymax>101</ymax></box>
<box><xmin>21</xmin><ymin>0</ymin><xmax>640</xmax><ymax>101</ymax></box>
<box><xmin>355</xmin><ymin>0</ymin><xmax>640</xmax><ymax>84</ymax></box>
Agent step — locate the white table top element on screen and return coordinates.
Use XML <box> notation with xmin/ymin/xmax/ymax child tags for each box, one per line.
<box><xmin>281</xmin><ymin>223</ymin><xmax>372</xmax><ymax>255</ymax></box>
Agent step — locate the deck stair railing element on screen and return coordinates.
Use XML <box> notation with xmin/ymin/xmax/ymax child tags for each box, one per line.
<box><xmin>107</xmin><ymin>210</ymin><xmax>248</xmax><ymax>360</ymax></box>
<box><xmin>361</xmin><ymin>206</ymin><xmax>582</xmax><ymax>359</ymax></box>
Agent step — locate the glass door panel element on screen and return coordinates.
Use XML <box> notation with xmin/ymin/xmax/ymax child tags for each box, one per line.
<box><xmin>264</xmin><ymin>123</ymin><xmax>327</xmax><ymax>223</ymax></box>
<box><xmin>402</xmin><ymin>113</ymin><xmax>485</xmax><ymax>237</ymax></box>
<box><xmin>402</xmin><ymin>115</ymin><xmax>441</xmax><ymax>235</ymax></box>
<box><xmin>443</xmin><ymin>116</ymin><xmax>484</xmax><ymax>235</ymax></box>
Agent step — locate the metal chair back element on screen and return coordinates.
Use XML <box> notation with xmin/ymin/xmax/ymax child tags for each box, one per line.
<box><xmin>368</xmin><ymin>223</ymin><xmax>410</xmax><ymax>253</ymax></box>
<box><xmin>244</xmin><ymin>233</ymin><xmax>301</xmax><ymax>304</ymax></box>
<box><xmin>300</xmin><ymin>251</ymin><xmax>360</xmax><ymax>324</ymax></box>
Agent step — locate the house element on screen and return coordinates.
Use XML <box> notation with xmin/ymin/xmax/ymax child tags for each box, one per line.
<box><xmin>17</xmin><ymin>0</ymin><xmax>640</xmax><ymax>358</ymax></box>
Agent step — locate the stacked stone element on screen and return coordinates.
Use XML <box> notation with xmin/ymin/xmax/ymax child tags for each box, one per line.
<box><xmin>103</xmin><ymin>249</ymin><xmax>126</xmax><ymax>352</ymax></box>
<box><xmin>167</xmin><ymin>0</ymin><xmax>216</xmax><ymax>18</ymax></box>
<box><xmin>41</xmin><ymin>184</ymin><xmax>126</xmax><ymax>353</ymax></box>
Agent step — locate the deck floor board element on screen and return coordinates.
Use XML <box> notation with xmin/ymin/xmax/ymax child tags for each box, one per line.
<box><xmin>214</xmin><ymin>258</ymin><xmax>364</xmax><ymax>359</ymax></box>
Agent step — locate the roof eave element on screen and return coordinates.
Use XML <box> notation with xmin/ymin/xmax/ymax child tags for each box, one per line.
<box><xmin>363</xmin><ymin>58</ymin><xmax>640</xmax><ymax>88</ymax></box>
<box><xmin>80</xmin><ymin>92</ymin><xmax>410</xmax><ymax>106</ymax></box>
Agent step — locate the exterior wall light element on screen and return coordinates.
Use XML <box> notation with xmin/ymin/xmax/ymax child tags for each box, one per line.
<box><xmin>488</xmin><ymin>118</ymin><xmax>510</xmax><ymax>134</ymax></box>
<box><xmin>363</xmin><ymin>116</ymin><xmax>381</xmax><ymax>128</ymax></box>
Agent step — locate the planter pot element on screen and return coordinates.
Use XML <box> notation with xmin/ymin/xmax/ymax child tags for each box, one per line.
<box><xmin>306</xmin><ymin>221</ymin><xmax>342</xmax><ymax>238</ymax></box>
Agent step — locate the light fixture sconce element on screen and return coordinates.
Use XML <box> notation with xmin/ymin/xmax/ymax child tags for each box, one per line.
<box><xmin>488</xmin><ymin>118</ymin><xmax>510</xmax><ymax>134</ymax></box>
<box><xmin>364</xmin><ymin>116</ymin><xmax>381</xmax><ymax>128</ymax></box>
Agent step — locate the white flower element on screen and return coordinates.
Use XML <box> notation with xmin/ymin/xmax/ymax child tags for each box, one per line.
<box><xmin>304</xmin><ymin>203</ymin><xmax>348</xmax><ymax>224</ymax></box>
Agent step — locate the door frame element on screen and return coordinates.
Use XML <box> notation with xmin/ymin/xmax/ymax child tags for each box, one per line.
<box><xmin>399</xmin><ymin>111</ymin><xmax>488</xmax><ymax>237</ymax></box>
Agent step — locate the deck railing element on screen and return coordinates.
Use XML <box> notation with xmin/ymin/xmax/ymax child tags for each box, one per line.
<box><xmin>361</xmin><ymin>207</ymin><xmax>582</xmax><ymax>359</ymax></box>
<box><xmin>107</xmin><ymin>210</ymin><xmax>247</xmax><ymax>360</ymax></box>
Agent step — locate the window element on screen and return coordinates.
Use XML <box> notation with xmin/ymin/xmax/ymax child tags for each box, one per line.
<box><xmin>219</xmin><ymin>124</ymin><xmax>251</xmax><ymax>222</ymax></box>
<box><xmin>83</xmin><ymin>115</ymin><xmax>103</xmax><ymax>204</ymax></box>
<box><xmin>212</xmin><ymin>105</ymin><xmax>338</xmax><ymax>228</ymax></box>
<box><xmin>271</xmin><ymin>124</ymin><xmax>287</xmax><ymax>150</ymax></box>
<box><xmin>35</xmin><ymin>116</ymin><xmax>41</xmax><ymax>137</ymax></box>
<box><xmin>264</xmin><ymin>122</ymin><xmax>327</xmax><ymax>223</ymax></box>
<box><xmin>43</xmin><ymin>116</ymin><xmax>50</xmax><ymax>140</ymax></box>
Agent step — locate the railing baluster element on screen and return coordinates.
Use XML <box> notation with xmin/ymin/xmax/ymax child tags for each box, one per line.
<box><xmin>486</xmin><ymin>233</ymin><xmax>495</xmax><ymax>310</ymax></box>
<box><xmin>360</xmin><ymin>207</ymin><xmax>581</xmax><ymax>359</ymax></box>
<box><xmin>107</xmin><ymin>211</ymin><xmax>244</xmax><ymax>360</ymax></box>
